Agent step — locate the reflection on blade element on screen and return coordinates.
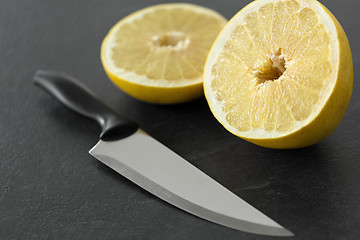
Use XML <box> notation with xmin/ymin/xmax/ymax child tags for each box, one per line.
<box><xmin>89</xmin><ymin>129</ymin><xmax>293</xmax><ymax>236</ymax></box>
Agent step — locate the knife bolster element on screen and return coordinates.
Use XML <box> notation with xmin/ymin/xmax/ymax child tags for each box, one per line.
<box><xmin>100</xmin><ymin>115</ymin><xmax>139</xmax><ymax>141</ymax></box>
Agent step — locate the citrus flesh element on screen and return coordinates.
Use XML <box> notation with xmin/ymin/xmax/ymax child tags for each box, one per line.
<box><xmin>101</xmin><ymin>3</ymin><xmax>227</xmax><ymax>104</ymax></box>
<box><xmin>204</xmin><ymin>0</ymin><xmax>353</xmax><ymax>149</ymax></box>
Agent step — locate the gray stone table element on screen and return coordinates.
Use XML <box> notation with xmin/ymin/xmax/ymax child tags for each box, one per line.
<box><xmin>1</xmin><ymin>0</ymin><xmax>359</xmax><ymax>239</ymax></box>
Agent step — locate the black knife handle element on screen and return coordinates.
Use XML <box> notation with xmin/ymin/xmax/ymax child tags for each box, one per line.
<box><xmin>34</xmin><ymin>70</ymin><xmax>139</xmax><ymax>141</ymax></box>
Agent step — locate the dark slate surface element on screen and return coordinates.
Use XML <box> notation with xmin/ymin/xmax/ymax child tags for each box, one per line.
<box><xmin>1</xmin><ymin>0</ymin><xmax>359</xmax><ymax>239</ymax></box>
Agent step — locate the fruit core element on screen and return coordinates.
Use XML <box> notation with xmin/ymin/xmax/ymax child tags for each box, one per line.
<box><xmin>152</xmin><ymin>31</ymin><xmax>190</xmax><ymax>50</ymax></box>
<box><xmin>255</xmin><ymin>48</ymin><xmax>287</xmax><ymax>84</ymax></box>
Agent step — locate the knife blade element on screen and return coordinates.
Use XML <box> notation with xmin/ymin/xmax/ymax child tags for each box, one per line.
<box><xmin>34</xmin><ymin>70</ymin><xmax>293</xmax><ymax>237</ymax></box>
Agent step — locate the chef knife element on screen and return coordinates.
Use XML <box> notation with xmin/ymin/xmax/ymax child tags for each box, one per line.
<box><xmin>34</xmin><ymin>70</ymin><xmax>293</xmax><ymax>237</ymax></box>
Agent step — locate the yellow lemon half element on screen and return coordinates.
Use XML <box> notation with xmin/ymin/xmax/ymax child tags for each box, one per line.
<box><xmin>204</xmin><ymin>0</ymin><xmax>353</xmax><ymax>149</ymax></box>
<box><xmin>101</xmin><ymin>3</ymin><xmax>227</xmax><ymax>104</ymax></box>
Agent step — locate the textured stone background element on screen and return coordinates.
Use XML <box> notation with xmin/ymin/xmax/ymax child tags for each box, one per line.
<box><xmin>0</xmin><ymin>0</ymin><xmax>359</xmax><ymax>239</ymax></box>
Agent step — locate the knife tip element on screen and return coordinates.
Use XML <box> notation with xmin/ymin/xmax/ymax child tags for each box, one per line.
<box><xmin>230</xmin><ymin>223</ymin><xmax>294</xmax><ymax>237</ymax></box>
<box><xmin>275</xmin><ymin>228</ymin><xmax>294</xmax><ymax>237</ymax></box>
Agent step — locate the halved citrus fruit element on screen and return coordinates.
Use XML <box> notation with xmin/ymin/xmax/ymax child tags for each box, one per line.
<box><xmin>204</xmin><ymin>0</ymin><xmax>353</xmax><ymax>149</ymax></box>
<box><xmin>101</xmin><ymin>3</ymin><xmax>227</xmax><ymax>104</ymax></box>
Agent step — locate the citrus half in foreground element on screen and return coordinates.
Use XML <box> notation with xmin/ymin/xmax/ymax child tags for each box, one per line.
<box><xmin>101</xmin><ymin>3</ymin><xmax>227</xmax><ymax>104</ymax></box>
<box><xmin>204</xmin><ymin>0</ymin><xmax>353</xmax><ymax>149</ymax></box>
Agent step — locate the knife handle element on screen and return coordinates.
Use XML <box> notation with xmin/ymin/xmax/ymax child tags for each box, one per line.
<box><xmin>34</xmin><ymin>70</ymin><xmax>139</xmax><ymax>141</ymax></box>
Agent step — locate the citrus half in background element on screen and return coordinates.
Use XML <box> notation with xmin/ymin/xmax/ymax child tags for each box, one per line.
<box><xmin>101</xmin><ymin>3</ymin><xmax>227</xmax><ymax>104</ymax></box>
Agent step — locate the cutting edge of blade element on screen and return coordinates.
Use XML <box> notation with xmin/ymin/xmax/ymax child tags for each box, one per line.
<box><xmin>89</xmin><ymin>146</ymin><xmax>294</xmax><ymax>237</ymax></box>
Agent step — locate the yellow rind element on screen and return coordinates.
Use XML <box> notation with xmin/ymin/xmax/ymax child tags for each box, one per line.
<box><xmin>103</xmin><ymin>67</ymin><xmax>204</xmax><ymax>105</ymax></box>
<box><xmin>204</xmin><ymin>0</ymin><xmax>353</xmax><ymax>149</ymax></box>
